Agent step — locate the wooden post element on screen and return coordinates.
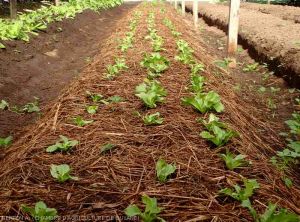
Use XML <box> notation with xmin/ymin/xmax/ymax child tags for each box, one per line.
<box><xmin>193</xmin><ymin>0</ymin><xmax>198</xmax><ymax>27</ymax></box>
<box><xmin>181</xmin><ymin>0</ymin><xmax>185</xmax><ymax>16</ymax></box>
<box><xmin>175</xmin><ymin>0</ymin><xmax>178</xmax><ymax>9</ymax></box>
<box><xmin>227</xmin><ymin>0</ymin><xmax>240</xmax><ymax>67</ymax></box>
<box><xmin>10</xmin><ymin>0</ymin><xmax>17</xmax><ymax>19</ymax></box>
<box><xmin>267</xmin><ymin>0</ymin><xmax>271</xmax><ymax>4</ymax></box>
<box><xmin>54</xmin><ymin>0</ymin><xmax>59</xmax><ymax>6</ymax></box>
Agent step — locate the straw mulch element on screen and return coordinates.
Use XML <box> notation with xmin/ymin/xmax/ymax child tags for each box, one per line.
<box><xmin>0</xmin><ymin>3</ymin><xmax>299</xmax><ymax>221</ymax></box>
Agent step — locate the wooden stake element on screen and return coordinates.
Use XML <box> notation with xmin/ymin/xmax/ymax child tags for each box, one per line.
<box><xmin>175</xmin><ymin>0</ymin><xmax>178</xmax><ymax>9</ymax></box>
<box><xmin>227</xmin><ymin>0</ymin><xmax>240</xmax><ymax>67</ymax></box>
<box><xmin>54</xmin><ymin>0</ymin><xmax>60</xmax><ymax>6</ymax></box>
<box><xmin>193</xmin><ymin>0</ymin><xmax>198</xmax><ymax>27</ymax></box>
<box><xmin>10</xmin><ymin>0</ymin><xmax>17</xmax><ymax>19</ymax></box>
<box><xmin>181</xmin><ymin>0</ymin><xmax>185</xmax><ymax>16</ymax></box>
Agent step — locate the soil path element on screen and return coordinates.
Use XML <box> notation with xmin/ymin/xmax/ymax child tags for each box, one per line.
<box><xmin>185</xmin><ymin>2</ymin><xmax>300</xmax><ymax>87</ymax></box>
<box><xmin>0</xmin><ymin>3</ymin><xmax>138</xmax><ymax>137</ymax></box>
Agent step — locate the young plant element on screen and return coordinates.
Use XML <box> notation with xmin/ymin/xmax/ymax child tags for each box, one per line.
<box><xmin>0</xmin><ymin>99</ymin><xmax>9</xmax><ymax>110</ymax></box>
<box><xmin>124</xmin><ymin>194</ymin><xmax>165</xmax><ymax>222</ymax></box>
<box><xmin>257</xmin><ymin>203</ymin><xmax>299</xmax><ymax>222</ymax></box>
<box><xmin>190</xmin><ymin>74</ymin><xmax>205</xmax><ymax>92</ymax></box>
<box><xmin>86</xmin><ymin>105</ymin><xmax>98</xmax><ymax>114</ymax></box>
<box><xmin>100</xmin><ymin>143</ymin><xmax>117</xmax><ymax>153</ymax></box>
<box><xmin>140</xmin><ymin>53</ymin><xmax>170</xmax><ymax>78</ymax></box>
<box><xmin>199</xmin><ymin>114</ymin><xmax>237</xmax><ymax>147</ymax></box>
<box><xmin>182</xmin><ymin>91</ymin><xmax>224</xmax><ymax>113</ymax></box>
<box><xmin>73</xmin><ymin>116</ymin><xmax>93</xmax><ymax>127</ymax></box>
<box><xmin>22</xmin><ymin>97</ymin><xmax>40</xmax><ymax>113</ymax></box>
<box><xmin>107</xmin><ymin>95</ymin><xmax>124</xmax><ymax>103</ymax></box>
<box><xmin>0</xmin><ymin>136</ymin><xmax>13</xmax><ymax>148</ymax></box>
<box><xmin>135</xmin><ymin>79</ymin><xmax>167</xmax><ymax>108</ymax></box>
<box><xmin>46</xmin><ymin>135</ymin><xmax>78</xmax><ymax>153</ymax></box>
<box><xmin>190</xmin><ymin>63</ymin><xmax>205</xmax><ymax>75</ymax></box>
<box><xmin>219</xmin><ymin>177</ymin><xmax>259</xmax><ymax>217</ymax></box>
<box><xmin>105</xmin><ymin>58</ymin><xmax>128</xmax><ymax>79</ymax></box>
<box><xmin>243</xmin><ymin>63</ymin><xmax>259</xmax><ymax>72</ymax></box>
<box><xmin>143</xmin><ymin>112</ymin><xmax>164</xmax><ymax>125</ymax></box>
<box><xmin>214</xmin><ymin>58</ymin><xmax>232</xmax><ymax>69</ymax></box>
<box><xmin>175</xmin><ymin>39</ymin><xmax>194</xmax><ymax>65</ymax></box>
<box><xmin>86</xmin><ymin>91</ymin><xmax>103</xmax><ymax>103</ymax></box>
<box><xmin>220</xmin><ymin>150</ymin><xmax>248</xmax><ymax>170</ymax></box>
<box><xmin>21</xmin><ymin>201</ymin><xmax>57</xmax><ymax>222</ymax></box>
<box><xmin>156</xmin><ymin>159</ymin><xmax>176</xmax><ymax>183</ymax></box>
<box><xmin>50</xmin><ymin>164</ymin><xmax>78</xmax><ymax>183</ymax></box>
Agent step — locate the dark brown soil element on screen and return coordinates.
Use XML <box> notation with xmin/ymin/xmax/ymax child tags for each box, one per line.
<box><xmin>185</xmin><ymin>2</ymin><xmax>300</xmax><ymax>88</ymax></box>
<box><xmin>0</xmin><ymin>3</ymin><xmax>138</xmax><ymax>138</ymax></box>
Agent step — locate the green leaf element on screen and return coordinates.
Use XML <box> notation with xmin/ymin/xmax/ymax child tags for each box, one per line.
<box><xmin>259</xmin><ymin>203</ymin><xmax>299</xmax><ymax>222</ymax></box>
<box><xmin>220</xmin><ymin>150</ymin><xmax>248</xmax><ymax>170</ymax></box>
<box><xmin>0</xmin><ymin>136</ymin><xmax>13</xmax><ymax>148</ymax></box>
<box><xmin>46</xmin><ymin>135</ymin><xmax>78</xmax><ymax>153</ymax></box>
<box><xmin>22</xmin><ymin>201</ymin><xmax>57</xmax><ymax>222</ymax></box>
<box><xmin>73</xmin><ymin>116</ymin><xmax>93</xmax><ymax>127</ymax></box>
<box><xmin>124</xmin><ymin>204</ymin><xmax>142</xmax><ymax>217</ymax></box>
<box><xmin>143</xmin><ymin>112</ymin><xmax>164</xmax><ymax>125</ymax></box>
<box><xmin>0</xmin><ymin>100</ymin><xmax>9</xmax><ymax>110</ymax></box>
<box><xmin>156</xmin><ymin>159</ymin><xmax>176</xmax><ymax>183</ymax></box>
<box><xmin>0</xmin><ymin>42</ymin><xmax>5</xmax><ymax>49</ymax></box>
<box><xmin>100</xmin><ymin>143</ymin><xmax>116</xmax><ymax>153</ymax></box>
<box><xmin>50</xmin><ymin>164</ymin><xmax>78</xmax><ymax>183</ymax></box>
<box><xmin>86</xmin><ymin>105</ymin><xmax>98</xmax><ymax>114</ymax></box>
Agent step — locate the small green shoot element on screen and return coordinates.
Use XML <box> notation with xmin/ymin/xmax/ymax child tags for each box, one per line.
<box><xmin>22</xmin><ymin>97</ymin><xmax>40</xmax><ymax>113</ymax></box>
<box><xmin>100</xmin><ymin>143</ymin><xmax>117</xmax><ymax>153</ymax></box>
<box><xmin>73</xmin><ymin>116</ymin><xmax>93</xmax><ymax>127</ymax></box>
<box><xmin>0</xmin><ymin>136</ymin><xmax>13</xmax><ymax>148</ymax></box>
<box><xmin>156</xmin><ymin>159</ymin><xmax>176</xmax><ymax>183</ymax></box>
<box><xmin>140</xmin><ymin>53</ymin><xmax>170</xmax><ymax>78</ymax></box>
<box><xmin>46</xmin><ymin>135</ymin><xmax>78</xmax><ymax>153</ymax></box>
<box><xmin>86</xmin><ymin>91</ymin><xmax>103</xmax><ymax>103</ymax></box>
<box><xmin>86</xmin><ymin>105</ymin><xmax>98</xmax><ymax>114</ymax></box>
<box><xmin>199</xmin><ymin>114</ymin><xmax>237</xmax><ymax>147</ymax></box>
<box><xmin>50</xmin><ymin>164</ymin><xmax>78</xmax><ymax>183</ymax></box>
<box><xmin>243</xmin><ymin>63</ymin><xmax>259</xmax><ymax>72</ymax></box>
<box><xmin>135</xmin><ymin>79</ymin><xmax>167</xmax><ymax>108</ymax></box>
<box><xmin>124</xmin><ymin>194</ymin><xmax>165</xmax><ymax>222</ymax></box>
<box><xmin>214</xmin><ymin>58</ymin><xmax>231</xmax><ymax>68</ymax></box>
<box><xmin>182</xmin><ymin>91</ymin><xmax>224</xmax><ymax>113</ymax></box>
<box><xmin>0</xmin><ymin>100</ymin><xmax>9</xmax><ymax>110</ymax></box>
<box><xmin>143</xmin><ymin>112</ymin><xmax>164</xmax><ymax>125</ymax></box>
<box><xmin>220</xmin><ymin>150</ymin><xmax>248</xmax><ymax>170</ymax></box>
<box><xmin>21</xmin><ymin>201</ymin><xmax>57</xmax><ymax>222</ymax></box>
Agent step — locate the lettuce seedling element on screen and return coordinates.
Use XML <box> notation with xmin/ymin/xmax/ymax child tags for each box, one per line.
<box><xmin>243</xmin><ymin>63</ymin><xmax>259</xmax><ymax>72</ymax></box>
<box><xmin>100</xmin><ymin>143</ymin><xmax>117</xmax><ymax>153</ymax></box>
<box><xmin>182</xmin><ymin>91</ymin><xmax>224</xmax><ymax>113</ymax></box>
<box><xmin>86</xmin><ymin>91</ymin><xmax>103</xmax><ymax>103</ymax></box>
<box><xmin>220</xmin><ymin>150</ymin><xmax>248</xmax><ymax>170</ymax></box>
<box><xmin>285</xmin><ymin>112</ymin><xmax>300</xmax><ymax>136</ymax></box>
<box><xmin>22</xmin><ymin>97</ymin><xmax>40</xmax><ymax>113</ymax></box>
<box><xmin>175</xmin><ymin>39</ymin><xmax>195</xmax><ymax>65</ymax></box>
<box><xmin>50</xmin><ymin>164</ymin><xmax>78</xmax><ymax>183</ymax></box>
<box><xmin>257</xmin><ymin>203</ymin><xmax>299</xmax><ymax>222</ymax></box>
<box><xmin>190</xmin><ymin>63</ymin><xmax>205</xmax><ymax>75</ymax></box>
<box><xmin>0</xmin><ymin>136</ymin><xmax>13</xmax><ymax>148</ymax></box>
<box><xmin>156</xmin><ymin>159</ymin><xmax>176</xmax><ymax>183</ymax></box>
<box><xmin>73</xmin><ymin>116</ymin><xmax>93</xmax><ymax>127</ymax></box>
<box><xmin>190</xmin><ymin>74</ymin><xmax>205</xmax><ymax>92</ymax></box>
<box><xmin>140</xmin><ymin>53</ymin><xmax>170</xmax><ymax>78</ymax></box>
<box><xmin>199</xmin><ymin>114</ymin><xmax>237</xmax><ymax>147</ymax></box>
<box><xmin>220</xmin><ymin>178</ymin><xmax>259</xmax><ymax>217</ymax></box>
<box><xmin>46</xmin><ymin>135</ymin><xmax>78</xmax><ymax>153</ymax></box>
<box><xmin>125</xmin><ymin>194</ymin><xmax>165</xmax><ymax>222</ymax></box>
<box><xmin>135</xmin><ymin>79</ymin><xmax>167</xmax><ymax>108</ymax></box>
<box><xmin>0</xmin><ymin>99</ymin><xmax>9</xmax><ymax>110</ymax></box>
<box><xmin>105</xmin><ymin>58</ymin><xmax>128</xmax><ymax>79</ymax></box>
<box><xmin>22</xmin><ymin>201</ymin><xmax>57</xmax><ymax>222</ymax></box>
<box><xmin>86</xmin><ymin>105</ymin><xmax>98</xmax><ymax>114</ymax></box>
<box><xmin>143</xmin><ymin>112</ymin><xmax>164</xmax><ymax>125</ymax></box>
<box><xmin>107</xmin><ymin>95</ymin><xmax>124</xmax><ymax>103</ymax></box>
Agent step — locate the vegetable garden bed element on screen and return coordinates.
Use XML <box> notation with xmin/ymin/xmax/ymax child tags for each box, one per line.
<box><xmin>0</xmin><ymin>1</ymin><xmax>299</xmax><ymax>221</ymax></box>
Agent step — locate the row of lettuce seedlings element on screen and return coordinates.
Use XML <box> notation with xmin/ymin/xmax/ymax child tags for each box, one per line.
<box><xmin>160</xmin><ymin>9</ymin><xmax>298</xmax><ymax>222</ymax></box>
<box><xmin>15</xmin><ymin>10</ymin><xmax>145</xmax><ymax>221</ymax></box>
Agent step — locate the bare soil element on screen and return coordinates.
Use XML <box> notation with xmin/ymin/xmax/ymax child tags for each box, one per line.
<box><xmin>0</xmin><ymin>2</ymin><xmax>299</xmax><ymax>221</ymax></box>
<box><xmin>185</xmin><ymin>2</ymin><xmax>300</xmax><ymax>87</ymax></box>
<box><xmin>239</xmin><ymin>2</ymin><xmax>300</xmax><ymax>23</ymax></box>
<box><xmin>0</xmin><ymin>3</ymin><xmax>138</xmax><ymax>138</ymax></box>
